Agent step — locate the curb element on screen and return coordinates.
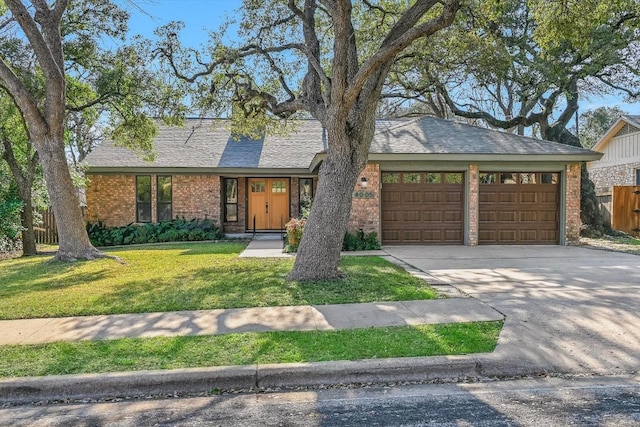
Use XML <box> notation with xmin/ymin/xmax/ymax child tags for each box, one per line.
<box><xmin>0</xmin><ymin>356</ymin><xmax>485</xmax><ymax>405</ymax></box>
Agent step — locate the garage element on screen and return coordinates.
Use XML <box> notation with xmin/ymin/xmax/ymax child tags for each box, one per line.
<box><xmin>381</xmin><ymin>172</ymin><xmax>464</xmax><ymax>244</ymax></box>
<box><xmin>479</xmin><ymin>172</ymin><xmax>560</xmax><ymax>244</ymax></box>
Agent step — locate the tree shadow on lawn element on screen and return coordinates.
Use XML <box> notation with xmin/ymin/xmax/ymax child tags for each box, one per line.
<box><xmin>0</xmin><ymin>257</ymin><xmax>111</xmax><ymax>301</ymax></box>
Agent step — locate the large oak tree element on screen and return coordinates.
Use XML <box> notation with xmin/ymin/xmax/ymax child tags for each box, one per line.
<box><xmin>157</xmin><ymin>0</ymin><xmax>461</xmax><ymax>280</ymax></box>
<box><xmin>0</xmin><ymin>0</ymin><xmax>188</xmax><ymax>259</ymax></box>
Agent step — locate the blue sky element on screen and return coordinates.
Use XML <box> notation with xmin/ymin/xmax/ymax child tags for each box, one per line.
<box><xmin>124</xmin><ymin>0</ymin><xmax>638</xmax><ymax>116</ymax></box>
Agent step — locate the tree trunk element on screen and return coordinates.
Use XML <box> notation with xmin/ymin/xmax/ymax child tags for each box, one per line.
<box><xmin>288</xmin><ymin>153</ymin><xmax>361</xmax><ymax>280</ymax></box>
<box><xmin>19</xmin><ymin>188</ymin><xmax>37</xmax><ymax>256</ymax></box>
<box><xmin>37</xmin><ymin>137</ymin><xmax>100</xmax><ymax>261</ymax></box>
<box><xmin>288</xmin><ymin>124</ymin><xmax>369</xmax><ymax>281</ymax></box>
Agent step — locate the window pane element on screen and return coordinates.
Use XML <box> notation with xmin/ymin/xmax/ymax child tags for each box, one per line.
<box><xmin>445</xmin><ymin>173</ymin><xmax>463</xmax><ymax>184</ymax></box>
<box><xmin>136</xmin><ymin>176</ymin><xmax>151</xmax><ymax>202</ymax></box>
<box><xmin>157</xmin><ymin>203</ymin><xmax>172</xmax><ymax>222</ymax></box>
<box><xmin>541</xmin><ymin>173</ymin><xmax>558</xmax><ymax>184</ymax></box>
<box><xmin>636</xmin><ymin>169</ymin><xmax>640</xmax><ymax>185</ymax></box>
<box><xmin>424</xmin><ymin>173</ymin><xmax>441</xmax><ymax>184</ymax></box>
<box><xmin>251</xmin><ymin>181</ymin><xmax>266</xmax><ymax>192</ymax></box>
<box><xmin>272</xmin><ymin>180</ymin><xmax>287</xmax><ymax>193</ymax></box>
<box><xmin>500</xmin><ymin>173</ymin><xmax>517</xmax><ymax>184</ymax></box>
<box><xmin>225</xmin><ymin>179</ymin><xmax>238</xmax><ymax>203</ymax></box>
<box><xmin>520</xmin><ymin>173</ymin><xmax>537</xmax><ymax>184</ymax></box>
<box><xmin>157</xmin><ymin>176</ymin><xmax>172</xmax><ymax>203</ymax></box>
<box><xmin>480</xmin><ymin>173</ymin><xmax>495</xmax><ymax>184</ymax></box>
<box><xmin>403</xmin><ymin>173</ymin><xmax>421</xmax><ymax>184</ymax></box>
<box><xmin>137</xmin><ymin>203</ymin><xmax>151</xmax><ymax>223</ymax></box>
<box><xmin>225</xmin><ymin>203</ymin><xmax>238</xmax><ymax>222</ymax></box>
<box><xmin>382</xmin><ymin>173</ymin><xmax>400</xmax><ymax>184</ymax></box>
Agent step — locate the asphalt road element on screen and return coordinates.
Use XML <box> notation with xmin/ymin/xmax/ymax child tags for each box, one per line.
<box><xmin>2</xmin><ymin>376</ymin><xmax>639</xmax><ymax>426</ymax></box>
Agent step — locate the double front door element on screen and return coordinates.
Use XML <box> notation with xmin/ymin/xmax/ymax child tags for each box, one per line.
<box><xmin>247</xmin><ymin>178</ymin><xmax>290</xmax><ymax>230</ymax></box>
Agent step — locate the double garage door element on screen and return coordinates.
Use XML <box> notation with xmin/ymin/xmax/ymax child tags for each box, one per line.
<box><xmin>382</xmin><ymin>171</ymin><xmax>560</xmax><ymax>245</ymax></box>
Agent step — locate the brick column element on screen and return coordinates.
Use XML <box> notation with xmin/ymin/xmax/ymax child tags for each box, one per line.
<box><xmin>348</xmin><ymin>163</ymin><xmax>381</xmax><ymax>235</ymax></box>
<box><xmin>467</xmin><ymin>164</ymin><xmax>479</xmax><ymax>246</ymax></box>
<box><xmin>565</xmin><ymin>163</ymin><xmax>582</xmax><ymax>244</ymax></box>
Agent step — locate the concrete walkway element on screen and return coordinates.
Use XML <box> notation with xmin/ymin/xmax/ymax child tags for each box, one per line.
<box><xmin>0</xmin><ymin>237</ymin><xmax>502</xmax><ymax>346</ymax></box>
<box><xmin>0</xmin><ymin>299</ymin><xmax>502</xmax><ymax>345</ymax></box>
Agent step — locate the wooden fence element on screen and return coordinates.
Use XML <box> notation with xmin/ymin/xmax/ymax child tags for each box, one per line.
<box><xmin>611</xmin><ymin>186</ymin><xmax>640</xmax><ymax>237</ymax></box>
<box><xmin>35</xmin><ymin>207</ymin><xmax>58</xmax><ymax>245</ymax></box>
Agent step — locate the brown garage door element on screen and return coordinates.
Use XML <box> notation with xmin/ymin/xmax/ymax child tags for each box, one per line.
<box><xmin>479</xmin><ymin>172</ymin><xmax>559</xmax><ymax>244</ymax></box>
<box><xmin>382</xmin><ymin>172</ymin><xmax>464</xmax><ymax>244</ymax></box>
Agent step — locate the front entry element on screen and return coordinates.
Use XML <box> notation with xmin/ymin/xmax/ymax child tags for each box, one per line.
<box><xmin>247</xmin><ymin>178</ymin><xmax>290</xmax><ymax>230</ymax></box>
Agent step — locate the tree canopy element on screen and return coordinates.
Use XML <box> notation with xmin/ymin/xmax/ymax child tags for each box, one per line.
<box><xmin>156</xmin><ymin>0</ymin><xmax>461</xmax><ymax>280</ymax></box>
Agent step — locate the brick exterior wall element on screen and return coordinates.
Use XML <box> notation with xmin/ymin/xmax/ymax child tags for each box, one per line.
<box><xmin>588</xmin><ymin>162</ymin><xmax>640</xmax><ymax>195</ymax></box>
<box><xmin>85</xmin><ymin>174</ymin><xmax>222</xmax><ymax>228</ymax></box>
<box><xmin>85</xmin><ymin>175</ymin><xmax>136</xmax><ymax>227</ymax></box>
<box><xmin>173</xmin><ymin>175</ymin><xmax>221</xmax><ymax>223</ymax></box>
<box><xmin>467</xmin><ymin>164</ymin><xmax>479</xmax><ymax>246</ymax></box>
<box><xmin>565</xmin><ymin>163</ymin><xmax>582</xmax><ymax>243</ymax></box>
<box><xmin>347</xmin><ymin>163</ymin><xmax>381</xmax><ymax>235</ymax></box>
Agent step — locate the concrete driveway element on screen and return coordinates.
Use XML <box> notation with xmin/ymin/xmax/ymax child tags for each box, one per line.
<box><xmin>383</xmin><ymin>245</ymin><xmax>640</xmax><ymax>376</ymax></box>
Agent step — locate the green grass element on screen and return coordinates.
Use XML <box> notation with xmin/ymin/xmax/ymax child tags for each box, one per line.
<box><xmin>0</xmin><ymin>321</ymin><xmax>502</xmax><ymax>378</ymax></box>
<box><xmin>0</xmin><ymin>242</ymin><xmax>437</xmax><ymax>320</ymax></box>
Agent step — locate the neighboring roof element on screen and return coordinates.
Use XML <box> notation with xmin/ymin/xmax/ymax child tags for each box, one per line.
<box><xmin>592</xmin><ymin>115</ymin><xmax>640</xmax><ymax>152</ymax></box>
<box><xmin>84</xmin><ymin>116</ymin><xmax>601</xmax><ymax>174</ymax></box>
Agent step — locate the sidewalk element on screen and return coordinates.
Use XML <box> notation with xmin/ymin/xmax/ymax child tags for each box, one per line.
<box><xmin>0</xmin><ymin>238</ymin><xmax>506</xmax><ymax>403</ymax></box>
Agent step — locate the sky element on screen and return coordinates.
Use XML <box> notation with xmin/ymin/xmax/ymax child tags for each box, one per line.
<box><xmin>122</xmin><ymin>0</ymin><xmax>639</xmax><ymax>116</ymax></box>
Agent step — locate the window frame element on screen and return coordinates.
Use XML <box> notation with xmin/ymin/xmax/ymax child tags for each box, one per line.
<box><xmin>224</xmin><ymin>178</ymin><xmax>239</xmax><ymax>222</ymax></box>
<box><xmin>136</xmin><ymin>175</ymin><xmax>152</xmax><ymax>223</ymax></box>
<box><xmin>156</xmin><ymin>175</ymin><xmax>172</xmax><ymax>222</ymax></box>
<box><xmin>299</xmin><ymin>177</ymin><xmax>314</xmax><ymax>216</ymax></box>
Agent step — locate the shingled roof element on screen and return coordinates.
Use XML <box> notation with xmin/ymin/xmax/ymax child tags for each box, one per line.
<box><xmin>83</xmin><ymin>116</ymin><xmax>600</xmax><ymax>173</ymax></box>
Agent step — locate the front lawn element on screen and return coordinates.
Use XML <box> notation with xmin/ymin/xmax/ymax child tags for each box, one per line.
<box><xmin>0</xmin><ymin>242</ymin><xmax>438</xmax><ymax>320</ymax></box>
<box><xmin>0</xmin><ymin>321</ymin><xmax>502</xmax><ymax>378</ymax></box>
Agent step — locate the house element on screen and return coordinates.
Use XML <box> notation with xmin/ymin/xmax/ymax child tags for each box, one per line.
<box><xmin>587</xmin><ymin>115</ymin><xmax>640</xmax><ymax>234</ymax></box>
<box><xmin>83</xmin><ymin>116</ymin><xmax>601</xmax><ymax>245</ymax></box>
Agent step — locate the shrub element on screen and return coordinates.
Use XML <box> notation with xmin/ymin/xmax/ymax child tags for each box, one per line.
<box><xmin>86</xmin><ymin>218</ymin><xmax>222</xmax><ymax>247</ymax></box>
<box><xmin>284</xmin><ymin>217</ymin><xmax>306</xmax><ymax>253</ymax></box>
<box><xmin>284</xmin><ymin>218</ymin><xmax>381</xmax><ymax>253</ymax></box>
<box><xmin>343</xmin><ymin>229</ymin><xmax>381</xmax><ymax>251</ymax></box>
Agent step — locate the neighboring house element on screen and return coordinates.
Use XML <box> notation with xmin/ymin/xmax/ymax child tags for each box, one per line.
<box><xmin>587</xmin><ymin>115</ymin><xmax>640</xmax><ymax>234</ymax></box>
<box><xmin>83</xmin><ymin>116</ymin><xmax>601</xmax><ymax>245</ymax></box>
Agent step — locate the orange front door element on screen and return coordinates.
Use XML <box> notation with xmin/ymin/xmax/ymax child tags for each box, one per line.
<box><xmin>248</xmin><ymin>178</ymin><xmax>290</xmax><ymax>230</ymax></box>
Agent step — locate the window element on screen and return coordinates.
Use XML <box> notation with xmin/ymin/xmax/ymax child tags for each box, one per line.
<box><xmin>520</xmin><ymin>173</ymin><xmax>537</xmax><ymax>184</ymax></box>
<box><xmin>272</xmin><ymin>180</ymin><xmax>287</xmax><ymax>193</ymax></box>
<box><xmin>541</xmin><ymin>173</ymin><xmax>559</xmax><ymax>184</ymax></box>
<box><xmin>299</xmin><ymin>178</ymin><xmax>313</xmax><ymax>217</ymax></box>
<box><xmin>136</xmin><ymin>176</ymin><xmax>151</xmax><ymax>223</ymax></box>
<box><xmin>403</xmin><ymin>173</ymin><xmax>421</xmax><ymax>184</ymax></box>
<box><xmin>424</xmin><ymin>173</ymin><xmax>441</xmax><ymax>184</ymax></box>
<box><xmin>382</xmin><ymin>173</ymin><xmax>400</xmax><ymax>183</ymax></box>
<box><xmin>157</xmin><ymin>176</ymin><xmax>172</xmax><ymax>222</ymax></box>
<box><xmin>636</xmin><ymin>169</ymin><xmax>640</xmax><ymax>185</ymax></box>
<box><xmin>479</xmin><ymin>173</ymin><xmax>496</xmax><ymax>184</ymax></box>
<box><xmin>500</xmin><ymin>173</ymin><xmax>517</xmax><ymax>184</ymax></box>
<box><xmin>224</xmin><ymin>178</ymin><xmax>238</xmax><ymax>222</ymax></box>
<box><xmin>445</xmin><ymin>173</ymin><xmax>463</xmax><ymax>184</ymax></box>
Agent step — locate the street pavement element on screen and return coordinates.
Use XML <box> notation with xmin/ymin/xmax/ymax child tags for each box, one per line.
<box><xmin>1</xmin><ymin>242</ymin><xmax>639</xmax><ymax>404</ymax></box>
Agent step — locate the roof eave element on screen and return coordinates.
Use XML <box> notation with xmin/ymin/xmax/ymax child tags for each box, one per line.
<box><xmin>85</xmin><ymin>166</ymin><xmax>316</xmax><ymax>175</ymax></box>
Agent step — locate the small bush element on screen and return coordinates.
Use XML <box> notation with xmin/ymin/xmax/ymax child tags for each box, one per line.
<box><xmin>284</xmin><ymin>217</ymin><xmax>306</xmax><ymax>253</ymax></box>
<box><xmin>86</xmin><ymin>218</ymin><xmax>222</xmax><ymax>247</ymax></box>
<box><xmin>284</xmin><ymin>218</ymin><xmax>381</xmax><ymax>253</ymax></box>
<box><xmin>343</xmin><ymin>229</ymin><xmax>381</xmax><ymax>251</ymax></box>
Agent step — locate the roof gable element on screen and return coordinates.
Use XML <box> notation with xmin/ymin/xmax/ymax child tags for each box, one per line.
<box><xmin>593</xmin><ymin>115</ymin><xmax>640</xmax><ymax>152</ymax></box>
